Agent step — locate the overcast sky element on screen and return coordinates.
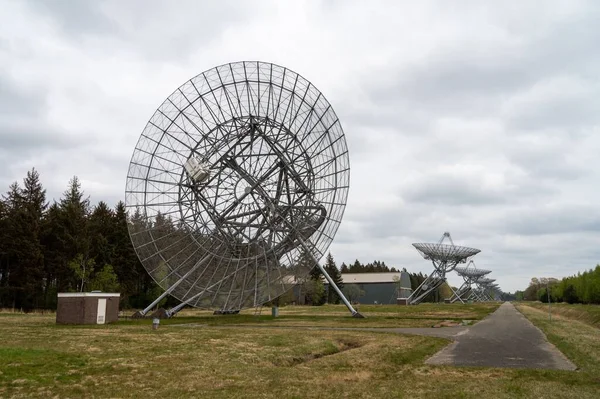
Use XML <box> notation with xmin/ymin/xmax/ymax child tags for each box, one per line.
<box><xmin>2</xmin><ymin>0</ymin><xmax>599</xmax><ymax>292</ymax></box>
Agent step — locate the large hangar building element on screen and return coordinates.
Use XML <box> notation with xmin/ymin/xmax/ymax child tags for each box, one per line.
<box><xmin>340</xmin><ymin>271</ymin><xmax>412</xmax><ymax>304</ymax></box>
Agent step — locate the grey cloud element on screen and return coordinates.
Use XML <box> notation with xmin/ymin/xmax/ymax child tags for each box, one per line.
<box><xmin>507</xmin><ymin>142</ymin><xmax>588</xmax><ymax>181</ymax></box>
<box><xmin>338</xmin><ymin>91</ymin><xmax>434</xmax><ymax>132</ymax></box>
<box><xmin>27</xmin><ymin>0</ymin><xmax>266</xmax><ymax>61</ymax></box>
<box><xmin>347</xmin><ymin>201</ymin><xmax>491</xmax><ymax>242</ymax></box>
<box><xmin>496</xmin><ymin>205</ymin><xmax>600</xmax><ymax>236</ymax></box>
<box><xmin>463</xmin><ymin>227</ymin><xmax>600</xmax><ymax>268</ymax></box>
<box><xmin>0</xmin><ymin>80</ymin><xmax>44</xmax><ymax>118</ymax></box>
<box><xmin>523</xmin><ymin>7</ymin><xmax>600</xmax><ymax>79</ymax></box>
<box><xmin>369</xmin><ymin>60</ymin><xmax>533</xmax><ymax>117</ymax></box>
<box><xmin>350</xmin><ymin>3</ymin><xmax>600</xmax><ymax>127</ymax></box>
<box><xmin>504</xmin><ymin>87</ymin><xmax>600</xmax><ymax>131</ymax></box>
<box><xmin>402</xmin><ymin>174</ymin><xmax>507</xmax><ymax>206</ymax></box>
<box><xmin>0</xmin><ymin>75</ymin><xmax>99</xmax><ymax>200</ymax></box>
<box><xmin>0</xmin><ymin>126</ymin><xmax>84</xmax><ymax>152</ymax></box>
<box><xmin>30</xmin><ymin>0</ymin><xmax>118</xmax><ymax>36</ymax></box>
<box><xmin>0</xmin><ymin>76</ymin><xmax>89</xmax><ymax>153</ymax></box>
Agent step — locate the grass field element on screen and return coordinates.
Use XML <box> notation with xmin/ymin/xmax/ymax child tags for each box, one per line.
<box><xmin>516</xmin><ymin>301</ymin><xmax>600</xmax><ymax>328</ymax></box>
<box><xmin>1</xmin><ymin>302</ymin><xmax>599</xmax><ymax>398</ymax></box>
<box><xmin>165</xmin><ymin>302</ymin><xmax>500</xmax><ymax>328</ymax></box>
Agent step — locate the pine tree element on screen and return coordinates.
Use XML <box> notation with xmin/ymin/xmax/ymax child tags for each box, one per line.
<box><xmin>3</xmin><ymin>169</ymin><xmax>47</xmax><ymax>309</ymax></box>
<box><xmin>111</xmin><ymin>201</ymin><xmax>143</xmax><ymax>306</ymax></box>
<box><xmin>1</xmin><ymin>182</ymin><xmax>22</xmax><ymax>308</ymax></box>
<box><xmin>0</xmin><ymin>182</ymin><xmax>22</xmax><ymax>308</ymax></box>
<box><xmin>0</xmin><ymin>195</ymin><xmax>9</xmax><ymax>306</ymax></box>
<box><xmin>309</xmin><ymin>261</ymin><xmax>322</xmax><ymax>280</ymax></box>
<box><xmin>324</xmin><ymin>252</ymin><xmax>343</xmax><ymax>304</ymax></box>
<box><xmin>50</xmin><ymin>176</ymin><xmax>92</xmax><ymax>292</ymax></box>
<box><xmin>88</xmin><ymin>201</ymin><xmax>115</xmax><ymax>268</ymax></box>
<box><xmin>59</xmin><ymin>176</ymin><xmax>90</xmax><ymax>256</ymax></box>
<box><xmin>41</xmin><ymin>203</ymin><xmax>64</xmax><ymax>307</ymax></box>
<box><xmin>21</xmin><ymin>169</ymin><xmax>47</xmax><ymax>308</ymax></box>
<box><xmin>306</xmin><ymin>254</ymin><xmax>326</xmax><ymax>305</ymax></box>
<box><xmin>366</xmin><ymin>262</ymin><xmax>375</xmax><ymax>272</ymax></box>
<box><xmin>350</xmin><ymin>259</ymin><xmax>362</xmax><ymax>272</ymax></box>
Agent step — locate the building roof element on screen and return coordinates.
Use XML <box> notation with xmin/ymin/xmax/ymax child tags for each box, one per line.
<box><xmin>58</xmin><ymin>292</ymin><xmax>120</xmax><ymax>298</ymax></box>
<box><xmin>341</xmin><ymin>272</ymin><xmax>404</xmax><ymax>284</ymax></box>
<box><xmin>280</xmin><ymin>271</ymin><xmax>410</xmax><ymax>285</ymax></box>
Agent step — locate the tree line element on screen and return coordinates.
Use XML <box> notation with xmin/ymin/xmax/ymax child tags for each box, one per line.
<box><xmin>0</xmin><ymin>168</ymin><xmax>467</xmax><ymax>311</ymax></box>
<box><xmin>339</xmin><ymin>260</ymin><xmax>398</xmax><ymax>273</ymax></box>
<box><xmin>0</xmin><ymin>169</ymin><xmax>162</xmax><ymax>311</ymax></box>
<box><xmin>518</xmin><ymin>265</ymin><xmax>600</xmax><ymax>304</ymax></box>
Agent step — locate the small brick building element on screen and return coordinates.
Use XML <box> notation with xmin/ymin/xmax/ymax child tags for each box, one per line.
<box><xmin>56</xmin><ymin>292</ymin><xmax>120</xmax><ymax>325</ymax></box>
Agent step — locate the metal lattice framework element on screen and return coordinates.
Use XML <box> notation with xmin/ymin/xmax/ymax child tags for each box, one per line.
<box><xmin>490</xmin><ymin>285</ymin><xmax>502</xmax><ymax>301</ymax></box>
<box><xmin>125</xmin><ymin>61</ymin><xmax>362</xmax><ymax>318</ymax></box>
<box><xmin>407</xmin><ymin>232</ymin><xmax>481</xmax><ymax>305</ymax></box>
<box><xmin>450</xmin><ymin>260</ymin><xmax>491</xmax><ymax>303</ymax></box>
<box><xmin>474</xmin><ymin>277</ymin><xmax>497</xmax><ymax>301</ymax></box>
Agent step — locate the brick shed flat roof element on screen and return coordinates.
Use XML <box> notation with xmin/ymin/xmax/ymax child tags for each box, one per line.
<box><xmin>57</xmin><ymin>293</ymin><xmax>120</xmax><ymax>298</ymax></box>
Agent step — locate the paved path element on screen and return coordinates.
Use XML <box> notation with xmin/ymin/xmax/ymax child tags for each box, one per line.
<box><xmin>426</xmin><ymin>302</ymin><xmax>576</xmax><ymax>370</ymax></box>
<box><xmin>171</xmin><ymin>323</ymin><xmax>470</xmax><ymax>339</ymax></box>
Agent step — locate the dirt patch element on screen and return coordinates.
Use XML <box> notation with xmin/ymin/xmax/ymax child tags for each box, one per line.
<box><xmin>275</xmin><ymin>339</ymin><xmax>363</xmax><ymax>367</ymax></box>
<box><xmin>432</xmin><ymin>320</ymin><xmax>461</xmax><ymax>328</ymax></box>
<box><xmin>431</xmin><ymin>320</ymin><xmax>474</xmax><ymax>328</ymax></box>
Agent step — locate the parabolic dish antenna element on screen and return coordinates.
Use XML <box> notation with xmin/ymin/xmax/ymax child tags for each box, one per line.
<box><xmin>454</xmin><ymin>267</ymin><xmax>490</xmax><ymax>278</ymax></box>
<box><xmin>412</xmin><ymin>243</ymin><xmax>481</xmax><ymax>265</ymax></box>
<box><xmin>407</xmin><ymin>232</ymin><xmax>480</xmax><ymax>305</ymax></box>
<box><xmin>125</xmin><ymin>61</ymin><xmax>362</xmax><ymax>318</ymax></box>
<box><xmin>450</xmin><ymin>260</ymin><xmax>491</xmax><ymax>303</ymax></box>
<box><xmin>474</xmin><ymin>278</ymin><xmax>497</xmax><ymax>301</ymax></box>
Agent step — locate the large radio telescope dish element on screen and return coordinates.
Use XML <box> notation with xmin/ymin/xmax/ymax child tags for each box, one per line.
<box><xmin>406</xmin><ymin>232</ymin><xmax>481</xmax><ymax>305</ymax></box>
<box><xmin>125</xmin><ymin>61</ymin><xmax>351</xmax><ymax>315</ymax></box>
<box><xmin>412</xmin><ymin>243</ymin><xmax>480</xmax><ymax>271</ymax></box>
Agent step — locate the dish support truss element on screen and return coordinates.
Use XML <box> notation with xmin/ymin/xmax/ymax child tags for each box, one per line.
<box><xmin>135</xmin><ymin>195</ymin><xmax>363</xmax><ymax>318</ymax></box>
<box><xmin>470</xmin><ymin>278</ymin><xmax>497</xmax><ymax>302</ymax></box>
<box><xmin>450</xmin><ymin>260</ymin><xmax>491</xmax><ymax>303</ymax></box>
<box><xmin>138</xmin><ymin>242</ymin><xmax>363</xmax><ymax>318</ymax></box>
<box><xmin>406</xmin><ymin>232</ymin><xmax>481</xmax><ymax>305</ymax></box>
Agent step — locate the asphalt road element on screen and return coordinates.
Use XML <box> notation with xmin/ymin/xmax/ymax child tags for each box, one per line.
<box><xmin>425</xmin><ymin>302</ymin><xmax>577</xmax><ymax>370</ymax></box>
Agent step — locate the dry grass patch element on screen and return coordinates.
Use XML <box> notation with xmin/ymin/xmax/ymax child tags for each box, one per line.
<box><xmin>153</xmin><ymin>303</ymin><xmax>501</xmax><ymax>329</ymax></box>
<box><xmin>1</xmin><ymin>303</ymin><xmax>599</xmax><ymax>398</ymax></box>
<box><xmin>516</xmin><ymin>302</ymin><xmax>600</xmax><ymax>329</ymax></box>
<box><xmin>0</xmin><ymin>313</ymin><xmax>450</xmax><ymax>398</ymax></box>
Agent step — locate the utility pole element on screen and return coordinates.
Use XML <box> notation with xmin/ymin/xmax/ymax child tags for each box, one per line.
<box><xmin>547</xmin><ymin>280</ymin><xmax>551</xmax><ymax>322</ymax></box>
